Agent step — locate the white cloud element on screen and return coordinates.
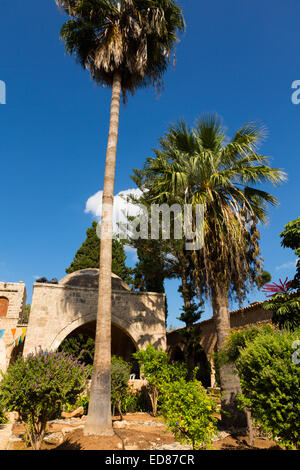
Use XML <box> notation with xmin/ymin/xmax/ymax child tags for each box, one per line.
<box><xmin>275</xmin><ymin>259</ymin><xmax>297</xmax><ymax>271</ymax></box>
<box><xmin>85</xmin><ymin>188</ymin><xmax>144</xmax><ymax>232</ymax></box>
<box><xmin>124</xmin><ymin>245</ymin><xmax>138</xmax><ymax>263</ymax></box>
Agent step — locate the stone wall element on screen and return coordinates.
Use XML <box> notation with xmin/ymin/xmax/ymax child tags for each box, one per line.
<box><xmin>23</xmin><ymin>282</ymin><xmax>166</xmax><ymax>357</ymax></box>
<box><xmin>0</xmin><ymin>282</ymin><xmax>27</xmax><ymax>372</ymax></box>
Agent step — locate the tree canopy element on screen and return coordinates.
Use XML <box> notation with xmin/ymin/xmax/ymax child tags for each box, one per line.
<box><xmin>135</xmin><ymin>115</ymin><xmax>286</xmax><ymax>303</ymax></box>
<box><xmin>66</xmin><ymin>221</ymin><xmax>133</xmax><ymax>283</ymax></box>
<box><xmin>56</xmin><ymin>0</ymin><xmax>185</xmax><ymax>100</ymax></box>
<box><xmin>280</xmin><ymin>216</ymin><xmax>300</xmax><ymax>289</ymax></box>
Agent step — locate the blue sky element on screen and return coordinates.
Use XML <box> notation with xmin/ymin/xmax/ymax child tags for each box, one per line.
<box><xmin>0</xmin><ymin>0</ymin><xmax>299</xmax><ymax>328</ymax></box>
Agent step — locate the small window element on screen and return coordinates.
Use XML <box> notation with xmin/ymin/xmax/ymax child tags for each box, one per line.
<box><xmin>0</xmin><ymin>297</ymin><xmax>9</xmax><ymax>317</ymax></box>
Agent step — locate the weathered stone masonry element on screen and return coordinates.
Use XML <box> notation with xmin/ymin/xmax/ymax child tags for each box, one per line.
<box><xmin>0</xmin><ymin>281</ymin><xmax>27</xmax><ymax>372</ymax></box>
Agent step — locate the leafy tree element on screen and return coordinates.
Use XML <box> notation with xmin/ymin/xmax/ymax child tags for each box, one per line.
<box><xmin>280</xmin><ymin>216</ymin><xmax>300</xmax><ymax>289</ymax></box>
<box><xmin>133</xmin><ymin>345</ymin><xmax>186</xmax><ymax>416</ymax></box>
<box><xmin>128</xmin><ymin>174</ymin><xmax>204</xmax><ymax>369</ymax></box>
<box><xmin>256</xmin><ymin>270</ymin><xmax>271</xmax><ymax>289</ymax></box>
<box><xmin>159</xmin><ymin>375</ymin><xmax>218</xmax><ymax>449</ymax></box>
<box><xmin>177</xmin><ymin>267</ymin><xmax>204</xmax><ymax>379</ymax></box>
<box><xmin>262</xmin><ymin>217</ymin><xmax>300</xmax><ymax>330</ymax></box>
<box><xmin>66</xmin><ymin>221</ymin><xmax>132</xmax><ymax>283</ymax></box>
<box><xmin>132</xmin><ymin>239</ymin><xmax>166</xmax><ymax>293</ymax></box>
<box><xmin>58</xmin><ymin>333</ymin><xmax>95</xmax><ymax>365</ymax></box>
<box><xmin>0</xmin><ymin>349</ymin><xmax>88</xmax><ymax>450</ymax></box>
<box><xmin>262</xmin><ymin>276</ymin><xmax>300</xmax><ymax>330</ymax></box>
<box><xmin>111</xmin><ymin>355</ymin><xmax>131</xmax><ymax>420</ymax></box>
<box><xmin>55</xmin><ymin>0</ymin><xmax>184</xmax><ymax>436</ymax></box>
<box><xmin>234</xmin><ymin>327</ymin><xmax>300</xmax><ymax>449</ymax></box>
<box><xmin>132</xmin><ymin>115</ymin><xmax>286</xmax><ymax>427</ymax></box>
<box><xmin>20</xmin><ymin>304</ymin><xmax>31</xmax><ymax>324</ymax></box>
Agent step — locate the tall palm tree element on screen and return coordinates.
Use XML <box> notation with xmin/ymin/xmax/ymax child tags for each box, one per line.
<box><xmin>136</xmin><ymin>114</ymin><xmax>287</xmax><ymax>426</ymax></box>
<box><xmin>55</xmin><ymin>0</ymin><xmax>185</xmax><ymax>436</ymax></box>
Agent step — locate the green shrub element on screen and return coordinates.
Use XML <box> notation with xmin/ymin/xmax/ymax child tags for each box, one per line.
<box><xmin>58</xmin><ymin>334</ymin><xmax>95</xmax><ymax>366</ymax></box>
<box><xmin>216</xmin><ymin>324</ymin><xmax>274</xmax><ymax>365</ymax></box>
<box><xmin>263</xmin><ymin>292</ymin><xmax>300</xmax><ymax>330</ymax></box>
<box><xmin>121</xmin><ymin>392</ymin><xmax>150</xmax><ymax>413</ymax></box>
<box><xmin>64</xmin><ymin>394</ymin><xmax>90</xmax><ymax>415</ymax></box>
<box><xmin>235</xmin><ymin>327</ymin><xmax>300</xmax><ymax>449</ymax></box>
<box><xmin>0</xmin><ymin>407</ymin><xmax>8</xmax><ymax>424</ymax></box>
<box><xmin>0</xmin><ymin>348</ymin><xmax>89</xmax><ymax>450</ymax></box>
<box><xmin>111</xmin><ymin>355</ymin><xmax>131</xmax><ymax>419</ymax></box>
<box><xmin>159</xmin><ymin>375</ymin><xmax>218</xmax><ymax>450</ymax></box>
<box><xmin>133</xmin><ymin>345</ymin><xmax>187</xmax><ymax>416</ymax></box>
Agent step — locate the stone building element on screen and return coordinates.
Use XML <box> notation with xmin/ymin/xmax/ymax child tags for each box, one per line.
<box><xmin>0</xmin><ymin>269</ymin><xmax>166</xmax><ymax>374</ymax></box>
<box><xmin>0</xmin><ymin>281</ymin><xmax>27</xmax><ymax>373</ymax></box>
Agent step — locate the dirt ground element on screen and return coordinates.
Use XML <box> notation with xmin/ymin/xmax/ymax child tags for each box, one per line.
<box><xmin>10</xmin><ymin>413</ymin><xmax>282</xmax><ymax>451</ymax></box>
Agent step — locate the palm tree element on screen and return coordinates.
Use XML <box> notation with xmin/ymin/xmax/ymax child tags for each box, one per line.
<box><xmin>136</xmin><ymin>114</ymin><xmax>286</xmax><ymax>426</ymax></box>
<box><xmin>55</xmin><ymin>0</ymin><xmax>184</xmax><ymax>436</ymax></box>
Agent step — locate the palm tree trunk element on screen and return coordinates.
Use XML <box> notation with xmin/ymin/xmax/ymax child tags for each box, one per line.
<box><xmin>212</xmin><ymin>283</ymin><xmax>247</xmax><ymax>429</ymax></box>
<box><xmin>84</xmin><ymin>71</ymin><xmax>122</xmax><ymax>436</ymax></box>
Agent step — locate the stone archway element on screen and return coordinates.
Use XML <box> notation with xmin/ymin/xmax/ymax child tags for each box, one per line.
<box><xmin>23</xmin><ymin>269</ymin><xmax>166</xmax><ymax>358</ymax></box>
<box><xmin>58</xmin><ymin>321</ymin><xmax>137</xmax><ymax>366</ymax></box>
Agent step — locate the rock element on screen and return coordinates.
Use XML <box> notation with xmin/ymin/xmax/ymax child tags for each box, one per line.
<box><xmin>43</xmin><ymin>432</ymin><xmax>64</xmax><ymax>445</ymax></box>
<box><xmin>113</xmin><ymin>419</ymin><xmax>164</xmax><ymax>429</ymax></box>
<box><xmin>61</xmin><ymin>425</ymin><xmax>84</xmax><ymax>437</ymax></box>
<box><xmin>117</xmin><ymin>442</ymin><xmax>123</xmax><ymax>449</ymax></box>
<box><xmin>113</xmin><ymin>421</ymin><xmax>127</xmax><ymax>429</ymax></box>
<box><xmin>124</xmin><ymin>444</ymin><xmax>139</xmax><ymax>450</ymax></box>
<box><xmin>61</xmin><ymin>407</ymin><xmax>84</xmax><ymax>419</ymax></box>
<box><xmin>5</xmin><ymin>412</ymin><xmax>19</xmax><ymax>423</ymax></box>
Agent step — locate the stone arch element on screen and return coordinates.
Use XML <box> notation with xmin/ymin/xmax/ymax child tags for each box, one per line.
<box><xmin>54</xmin><ymin>319</ymin><xmax>139</xmax><ymax>376</ymax></box>
<box><xmin>48</xmin><ymin>313</ymin><xmax>139</xmax><ymax>353</ymax></box>
<box><xmin>0</xmin><ymin>297</ymin><xmax>9</xmax><ymax>318</ymax></box>
<box><xmin>23</xmin><ymin>270</ymin><xmax>166</xmax><ymax>358</ymax></box>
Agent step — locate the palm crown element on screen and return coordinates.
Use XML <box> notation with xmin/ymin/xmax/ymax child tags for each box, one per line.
<box><xmin>56</xmin><ymin>0</ymin><xmax>185</xmax><ymax>99</ymax></box>
<box><xmin>134</xmin><ymin>114</ymin><xmax>287</xmax><ymax>299</ymax></box>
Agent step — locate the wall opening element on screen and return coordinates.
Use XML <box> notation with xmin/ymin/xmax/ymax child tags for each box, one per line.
<box><xmin>58</xmin><ymin>321</ymin><xmax>139</xmax><ymax>377</ymax></box>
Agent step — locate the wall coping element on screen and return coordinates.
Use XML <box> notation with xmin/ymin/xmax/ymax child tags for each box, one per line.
<box><xmin>167</xmin><ymin>301</ymin><xmax>270</xmax><ymax>335</ymax></box>
<box><xmin>32</xmin><ymin>282</ymin><xmax>165</xmax><ymax>297</ymax></box>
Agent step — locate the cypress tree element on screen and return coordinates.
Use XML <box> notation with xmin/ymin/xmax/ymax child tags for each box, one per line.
<box><xmin>66</xmin><ymin>221</ymin><xmax>132</xmax><ymax>283</ymax></box>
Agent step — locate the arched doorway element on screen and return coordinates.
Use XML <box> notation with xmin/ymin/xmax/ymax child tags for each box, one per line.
<box><xmin>58</xmin><ymin>320</ymin><xmax>139</xmax><ymax>376</ymax></box>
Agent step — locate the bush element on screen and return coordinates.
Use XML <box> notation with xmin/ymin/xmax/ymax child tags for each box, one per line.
<box><xmin>235</xmin><ymin>327</ymin><xmax>300</xmax><ymax>449</ymax></box>
<box><xmin>216</xmin><ymin>324</ymin><xmax>274</xmax><ymax>365</ymax></box>
<box><xmin>0</xmin><ymin>348</ymin><xmax>89</xmax><ymax>450</ymax></box>
<box><xmin>0</xmin><ymin>407</ymin><xmax>8</xmax><ymax>424</ymax></box>
<box><xmin>133</xmin><ymin>345</ymin><xmax>187</xmax><ymax>416</ymax></box>
<box><xmin>64</xmin><ymin>394</ymin><xmax>90</xmax><ymax>415</ymax></box>
<box><xmin>159</xmin><ymin>375</ymin><xmax>218</xmax><ymax>450</ymax></box>
<box><xmin>122</xmin><ymin>392</ymin><xmax>150</xmax><ymax>414</ymax></box>
<box><xmin>111</xmin><ymin>355</ymin><xmax>131</xmax><ymax>419</ymax></box>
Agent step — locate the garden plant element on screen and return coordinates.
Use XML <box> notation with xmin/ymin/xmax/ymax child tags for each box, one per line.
<box><xmin>0</xmin><ymin>349</ymin><xmax>89</xmax><ymax>450</ymax></box>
